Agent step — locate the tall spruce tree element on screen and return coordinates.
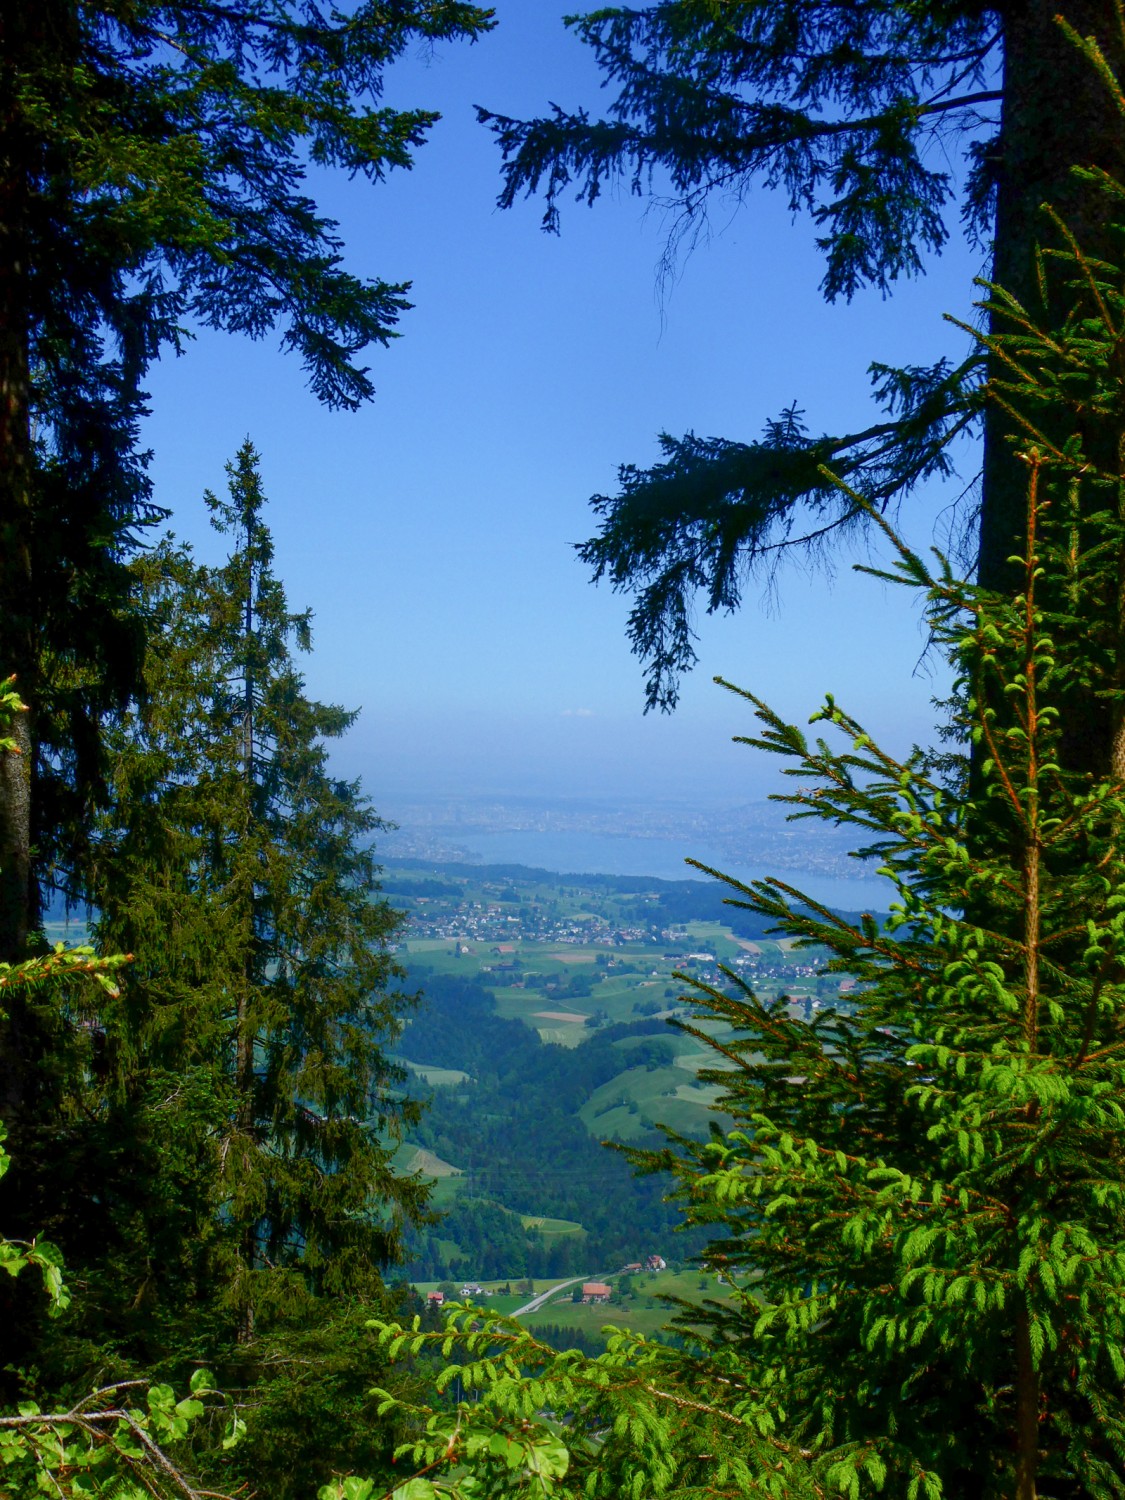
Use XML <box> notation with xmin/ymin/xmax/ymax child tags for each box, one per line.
<box><xmin>0</xmin><ymin>2</ymin><xmax>494</xmax><ymax>1165</ymax></box>
<box><xmin>369</xmin><ymin>451</ymin><xmax>1125</xmax><ymax>1499</ymax></box>
<box><xmin>476</xmin><ymin>1</ymin><xmax>1125</xmax><ymax>733</ymax></box>
<box><xmin>358</xmin><ymin>85</ymin><xmax>1125</xmax><ymax>1500</ymax></box>
<box><xmin>94</xmin><ymin>440</ymin><xmax>426</xmax><ymax>1301</ymax></box>
<box><xmin>61</xmin><ymin>443</ymin><xmax>427</xmax><ymax>1492</ymax></box>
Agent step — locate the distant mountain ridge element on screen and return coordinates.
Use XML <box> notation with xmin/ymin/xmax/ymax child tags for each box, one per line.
<box><xmin>380</xmin><ymin>856</ymin><xmax>883</xmax><ymax>927</ymax></box>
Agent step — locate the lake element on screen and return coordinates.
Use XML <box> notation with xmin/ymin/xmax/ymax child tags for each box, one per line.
<box><xmin>453</xmin><ymin>829</ymin><xmax>891</xmax><ymax>912</ymax></box>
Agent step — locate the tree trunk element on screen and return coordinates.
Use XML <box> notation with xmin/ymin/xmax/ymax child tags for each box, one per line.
<box><xmin>235</xmin><ymin>973</ymin><xmax>256</xmax><ymax>1345</ymax></box>
<box><xmin>1014</xmin><ymin>1299</ymin><xmax>1041</xmax><ymax>1500</ymax></box>
<box><xmin>1114</xmin><ymin>437</ymin><xmax>1125</xmax><ymax>778</ymax></box>
<box><xmin>983</xmin><ymin>2</ymin><xmax>1125</xmax><ymax>775</ymax></box>
<box><xmin>0</xmin><ymin>14</ymin><xmax>35</xmax><ymax>967</ymax></box>
<box><xmin>236</xmin><ymin>521</ymin><xmax>257</xmax><ymax>1344</ymax></box>
<box><xmin>0</xmin><ymin>14</ymin><xmax>39</xmax><ymax>1145</ymax></box>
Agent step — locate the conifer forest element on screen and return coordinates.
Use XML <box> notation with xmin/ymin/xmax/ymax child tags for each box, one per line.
<box><xmin>11</xmin><ymin>4</ymin><xmax>1125</xmax><ymax>1498</ymax></box>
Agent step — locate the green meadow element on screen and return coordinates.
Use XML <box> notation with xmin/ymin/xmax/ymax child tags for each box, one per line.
<box><xmin>519</xmin><ymin>1267</ymin><xmax>743</xmax><ymax>1343</ymax></box>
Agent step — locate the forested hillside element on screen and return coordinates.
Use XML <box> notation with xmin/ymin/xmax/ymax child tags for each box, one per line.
<box><xmin>378</xmin><ymin>859</ymin><xmax>862</xmax><ymax>1285</ymax></box>
<box><xmin>397</xmin><ymin>970</ymin><xmax>703</xmax><ymax>1278</ymax></box>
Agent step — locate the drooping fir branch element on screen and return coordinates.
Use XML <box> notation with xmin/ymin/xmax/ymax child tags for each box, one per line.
<box><xmin>578</xmin><ymin>356</ymin><xmax>979</xmax><ymax>711</ymax></box>
<box><xmin>474</xmin><ymin>0</ymin><xmax>1003</xmax><ymax>716</ymax></box>
<box><xmin>479</xmin><ymin>3</ymin><xmax>1125</xmax><ymax>724</ymax></box>
<box><xmin>478</xmin><ymin>4</ymin><xmax>1001</xmax><ymax>297</ymax></box>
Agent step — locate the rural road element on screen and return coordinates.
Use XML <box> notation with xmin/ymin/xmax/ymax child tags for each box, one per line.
<box><xmin>513</xmin><ymin>1275</ymin><xmax>604</xmax><ymax>1317</ymax></box>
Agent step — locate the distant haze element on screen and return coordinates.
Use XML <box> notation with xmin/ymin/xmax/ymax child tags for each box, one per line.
<box><xmin>376</xmin><ymin>792</ymin><xmax>892</xmax><ymax>909</ymax></box>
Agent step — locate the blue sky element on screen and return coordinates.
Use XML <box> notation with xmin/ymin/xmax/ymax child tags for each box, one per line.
<box><xmin>143</xmin><ymin>0</ymin><xmax>983</xmax><ymax>811</ymax></box>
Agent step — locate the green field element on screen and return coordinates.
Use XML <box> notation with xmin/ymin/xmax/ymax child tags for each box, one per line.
<box><xmin>400</xmin><ymin>1060</ymin><xmax>471</xmax><ymax>1086</ymax></box>
<box><xmin>520</xmin><ymin>1215</ymin><xmax>585</xmax><ymax>1237</ymax></box>
<box><xmin>388</xmin><ymin>862</ymin><xmax>843</xmax><ymax>1288</ymax></box>
<box><xmin>580</xmin><ymin>1058</ymin><xmax>731</xmax><ymax>1142</ymax></box>
<box><xmin>674</xmin><ymin>921</ymin><xmax>744</xmax><ymax>959</ymax></box>
<box><xmin>520</xmin><ymin>1267</ymin><xmax>743</xmax><ymax>1342</ymax></box>
<box><xmin>413</xmin><ymin>1276</ymin><xmax>574</xmax><ymax>1304</ymax></box>
<box><xmin>403</xmin><ymin>933</ymin><xmax>707</xmax><ymax>1035</ymax></box>
<box><xmin>396</xmin><ymin>973</ymin><xmax>740</xmax><ymax>1149</ymax></box>
<box><xmin>402</xmin><ymin>915</ymin><xmax>825</xmax><ymax>1036</ymax></box>
<box><xmin>393</xmin><ymin>1143</ymin><xmax>462</xmax><ymax>1179</ymax></box>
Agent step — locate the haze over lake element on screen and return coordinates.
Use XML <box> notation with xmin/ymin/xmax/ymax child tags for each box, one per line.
<box><xmin>381</xmin><ymin>793</ymin><xmax>892</xmax><ymax>910</ymax></box>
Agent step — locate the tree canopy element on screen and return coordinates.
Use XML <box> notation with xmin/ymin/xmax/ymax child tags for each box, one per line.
<box><xmin>0</xmin><ymin>0</ymin><xmax>494</xmax><ymax>965</ymax></box>
<box><xmin>14</xmin><ymin>7</ymin><xmax>1125</xmax><ymax>1497</ymax></box>
<box><xmin>477</xmin><ymin>1</ymin><xmax>1125</xmax><ymax>719</ymax></box>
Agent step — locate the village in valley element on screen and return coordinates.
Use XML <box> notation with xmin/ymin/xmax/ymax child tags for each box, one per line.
<box><xmin>413</xmin><ymin>1252</ymin><xmax>727</xmax><ymax>1347</ymax></box>
<box><xmin>424</xmin><ymin>1255</ymin><xmax>668</xmax><ymax>1311</ymax></box>
<box><xmin>383</xmin><ymin>857</ymin><xmax>841</xmax><ymax>1012</ymax></box>
<box><xmin>384</xmin><ymin>858</ymin><xmax>862</xmax><ymax>1343</ymax></box>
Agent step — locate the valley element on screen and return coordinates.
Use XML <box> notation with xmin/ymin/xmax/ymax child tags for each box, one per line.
<box><xmin>385</xmin><ymin>857</ymin><xmax>867</xmax><ymax>1341</ymax></box>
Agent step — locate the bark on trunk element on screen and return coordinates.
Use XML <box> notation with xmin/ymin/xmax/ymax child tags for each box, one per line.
<box><xmin>236</xmin><ymin>531</ymin><xmax>257</xmax><ymax>1345</ymax></box>
<box><xmin>1014</xmin><ymin>1299</ymin><xmax>1041</xmax><ymax>1500</ymax></box>
<box><xmin>0</xmin><ymin>43</ymin><xmax>34</xmax><ymax>967</ymax></box>
<box><xmin>983</xmin><ymin>2</ymin><xmax>1125</xmax><ymax>777</ymax></box>
<box><xmin>236</xmin><ymin>977</ymin><xmax>256</xmax><ymax>1346</ymax></box>
<box><xmin>1114</xmin><ymin>436</ymin><xmax>1125</xmax><ymax>779</ymax></box>
<box><xmin>0</xmin><ymin>13</ymin><xmax>40</xmax><ymax>1138</ymax></box>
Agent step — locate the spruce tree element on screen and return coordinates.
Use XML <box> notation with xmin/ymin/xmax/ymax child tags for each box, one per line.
<box><xmin>364</xmin><ymin>437</ymin><xmax>1125</xmax><ymax>1500</ymax></box>
<box><xmin>0</xmin><ymin>0</ymin><xmax>493</xmax><ymax>971</ymax></box>
<box><xmin>475</xmin><ymin>1</ymin><xmax>1125</xmax><ymax>725</ymax></box>
<box><xmin>69</xmin><ymin>442</ymin><xmax>427</xmax><ymax>1493</ymax></box>
<box><xmin>359</xmin><ymin>124</ymin><xmax>1125</xmax><ymax>1500</ymax></box>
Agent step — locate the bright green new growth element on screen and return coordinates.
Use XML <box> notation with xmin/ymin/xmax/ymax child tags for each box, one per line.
<box><xmin>351</xmin><ymin>184</ymin><xmax>1125</xmax><ymax>1500</ymax></box>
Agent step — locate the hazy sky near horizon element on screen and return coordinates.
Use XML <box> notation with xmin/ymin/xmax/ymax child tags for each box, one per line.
<box><xmin>143</xmin><ymin>0</ymin><xmax>984</xmax><ymax>811</ymax></box>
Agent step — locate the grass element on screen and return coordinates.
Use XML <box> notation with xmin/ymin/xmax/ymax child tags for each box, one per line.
<box><xmin>428</xmin><ymin>1176</ymin><xmax>465</xmax><ymax>1208</ymax></box>
<box><xmin>675</xmin><ymin>922</ymin><xmax>744</xmax><ymax>960</ymax></box>
<box><xmin>412</xmin><ymin>934</ymin><xmax>739</xmax><ymax>1036</ymax></box>
<box><xmin>414</xmin><ymin>1277</ymin><xmax>572</xmax><ymax>1299</ymax></box>
<box><xmin>520</xmin><ymin>1215</ymin><xmax>585</xmax><ymax>1238</ymax></box>
<box><xmin>399</xmin><ymin>1060</ymin><xmax>471</xmax><ymax>1086</ymax></box>
<box><xmin>390</xmin><ymin>1142</ymin><xmax>467</xmax><ymax>1209</ymax></box>
<box><xmin>579</xmin><ymin>1063</ymin><xmax>728</xmax><ymax>1141</ymax></box>
<box><xmin>409</xmin><ymin>1146</ymin><xmax>463</xmax><ymax>1178</ymax></box>
<box><xmin>521</xmin><ymin>1297</ymin><xmax>669</xmax><ymax>1339</ymax></box>
<box><xmin>520</xmin><ymin>1267</ymin><xmax>741</xmax><ymax>1343</ymax></box>
<box><xmin>672</xmin><ymin>1047</ymin><xmax>738</xmax><ymax>1074</ymax></box>
<box><xmin>476</xmin><ymin>1294</ymin><xmax>526</xmax><ymax>1315</ymax></box>
<box><xmin>534</xmin><ymin>1024</ymin><xmax>589</xmax><ymax>1048</ymax></box>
